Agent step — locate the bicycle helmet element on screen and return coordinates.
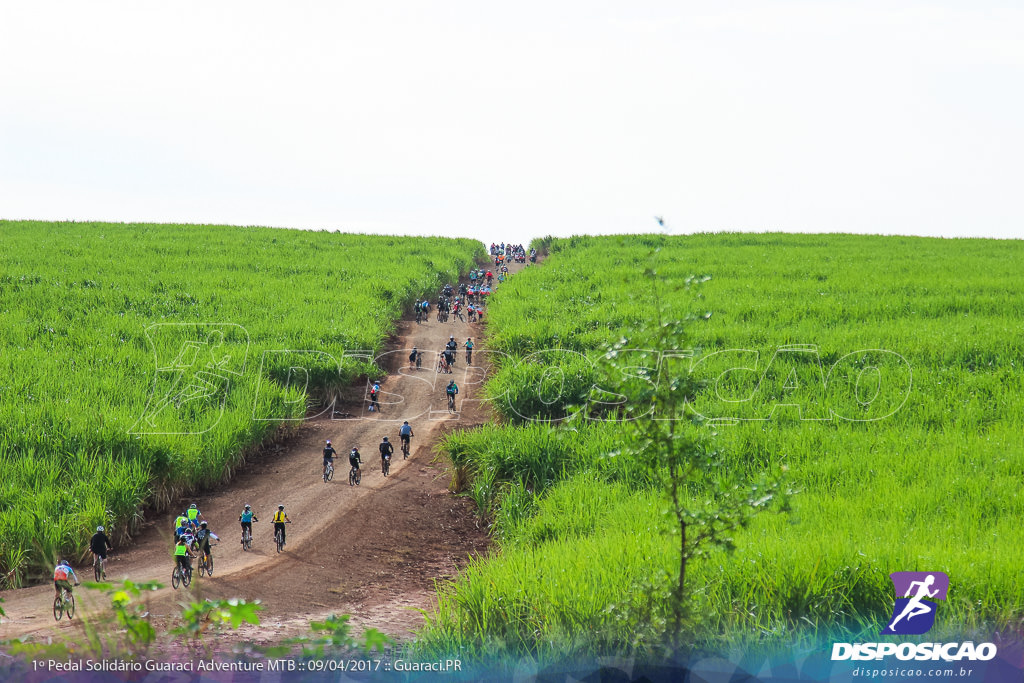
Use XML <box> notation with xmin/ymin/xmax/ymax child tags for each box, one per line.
<box><xmin>61</xmin><ymin>559</ymin><xmax>71</xmax><ymax>567</ymax></box>
<box><xmin>326</xmin><ymin>440</ymin><xmax>331</xmax><ymax>445</ymax></box>
<box><xmin>403</xmin><ymin>420</ymin><xmax>409</xmax><ymax>425</ymax></box>
<box><xmin>97</xmin><ymin>525</ymin><xmax>104</xmax><ymax>532</ymax></box>
<box><xmin>190</xmin><ymin>504</ymin><xmax>197</xmax><ymax>509</ymax></box>
<box><xmin>278</xmin><ymin>505</ymin><xmax>284</xmax><ymax>510</ymax></box>
<box><xmin>200</xmin><ymin>521</ymin><xmax>208</xmax><ymax>528</ymax></box>
<box><xmin>244</xmin><ymin>504</ymin><xmax>251</xmax><ymax>509</ymax></box>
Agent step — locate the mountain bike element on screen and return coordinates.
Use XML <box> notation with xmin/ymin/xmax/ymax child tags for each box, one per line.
<box><xmin>171</xmin><ymin>562</ymin><xmax>192</xmax><ymax>589</ymax></box>
<box><xmin>349</xmin><ymin>465</ymin><xmax>362</xmax><ymax>487</ymax></box>
<box><xmin>274</xmin><ymin>522</ymin><xmax>291</xmax><ymax>553</ymax></box>
<box><xmin>382</xmin><ymin>454</ymin><xmax>391</xmax><ymax>477</ymax></box>
<box><xmin>53</xmin><ymin>587</ymin><xmax>76</xmax><ymax>621</ymax></box>
<box><xmin>323</xmin><ymin>460</ymin><xmax>334</xmax><ymax>483</ymax></box>
<box><xmin>93</xmin><ymin>554</ymin><xmax>106</xmax><ymax>582</ymax></box>
<box><xmin>198</xmin><ymin>548</ymin><xmax>215</xmax><ymax>577</ymax></box>
<box><xmin>242</xmin><ymin>525</ymin><xmax>253</xmax><ymax>551</ymax></box>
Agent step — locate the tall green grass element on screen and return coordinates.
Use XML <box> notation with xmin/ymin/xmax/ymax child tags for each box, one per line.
<box><xmin>0</xmin><ymin>220</ymin><xmax>483</xmax><ymax>585</ymax></box>
<box><xmin>420</xmin><ymin>233</ymin><xmax>1024</xmax><ymax>659</ymax></box>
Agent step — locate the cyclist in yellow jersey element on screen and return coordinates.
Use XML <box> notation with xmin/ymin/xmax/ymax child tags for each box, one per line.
<box><xmin>273</xmin><ymin>505</ymin><xmax>290</xmax><ymax>546</ymax></box>
<box><xmin>173</xmin><ymin>536</ymin><xmax>194</xmax><ymax>574</ymax></box>
<box><xmin>186</xmin><ymin>503</ymin><xmax>205</xmax><ymax>530</ymax></box>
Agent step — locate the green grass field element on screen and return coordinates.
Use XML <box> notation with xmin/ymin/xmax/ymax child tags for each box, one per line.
<box><xmin>0</xmin><ymin>220</ymin><xmax>482</xmax><ymax>586</ymax></box>
<box><xmin>420</xmin><ymin>233</ymin><xmax>1024</xmax><ymax>660</ymax></box>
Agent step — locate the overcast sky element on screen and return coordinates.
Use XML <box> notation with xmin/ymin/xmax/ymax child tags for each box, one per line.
<box><xmin>2</xmin><ymin>1</ymin><xmax>1022</xmax><ymax>246</ymax></box>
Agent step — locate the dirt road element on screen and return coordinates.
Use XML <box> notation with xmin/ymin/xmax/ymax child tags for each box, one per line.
<box><xmin>0</xmin><ymin>263</ymin><xmax>523</xmax><ymax>649</ymax></box>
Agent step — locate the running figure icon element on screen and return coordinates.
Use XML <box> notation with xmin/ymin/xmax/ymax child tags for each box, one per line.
<box><xmin>881</xmin><ymin>571</ymin><xmax>949</xmax><ymax>635</ymax></box>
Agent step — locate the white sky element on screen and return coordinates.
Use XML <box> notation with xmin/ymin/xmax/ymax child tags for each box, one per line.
<box><xmin>2</xmin><ymin>1</ymin><xmax>1023</xmax><ymax>247</ymax></box>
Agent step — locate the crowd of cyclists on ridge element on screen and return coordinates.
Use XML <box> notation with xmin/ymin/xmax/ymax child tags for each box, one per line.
<box><xmin>52</xmin><ymin>242</ymin><xmax>533</xmax><ymax>610</ymax></box>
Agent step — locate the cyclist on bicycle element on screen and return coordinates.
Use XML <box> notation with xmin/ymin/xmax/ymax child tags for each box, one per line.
<box><xmin>323</xmin><ymin>439</ymin><xmax>337</xmax><ymax>477</ymax></box>
<box><xmin>174</xmin><ymin>518</ymin><xmax>191</xmax><ymax>542</ymax></box>
<box><xmin>186</xmin><ymin>503</ymin><xmax>205</xmax><ymax>530</ymax></box>
<box><xmin>349</xmin><ymin>447</ymin><xmax>362</xmax><ymax>470</ymax></box>
<box><xmin>90</xmin><ymin>525</ymin><xmax>113</xmax><ymax>575</ymax></box>
<box><xmin>53</xmin><ymin>559</ymin><xmax>80</xmax><ymax>600</ymax></box>
<box><xmin>379</xmin><ymin>437</ymin><xmax>394</xmax><ymax>473</ymax></box>
<box><xmin>369</xmin><ymin>381</ymin><xmax>381</xmax><ymax>412</ymax></box>
<box><xmin>173</xmin><ymin>535</ymin><xmax>194</xmax><ymax>575</ymax></box>
<box><xmin>446</xmin><ymin>380</ymin><xmax>459</xmax><ymax>409</ymax></box>
<box><xmin>195</xmin><ymin>521</ymin><xmax>219</xmax><ymax>564</ymax></box>
<box><xmin>239</xmin><ymin>504</ymin><xmax>257</xmax><ymax>545</ymax></box>
<box><xmin>464</xmin><ymin>337</ymin><xmax>474</xmax><ymax>364</ymax></box>
<box><xmin>399</xmin><ymin>421</ymin><xmax>414</xmax><ymax>454</ymax></box>
<box><xmin>273</xmin><ymin>505</ymin><xmax>290</xmax><ymax>546</ymax></box>
<box><xmin>174</xmin><ymin>512</ymin><xmax>188</xmax><ymax>534</ymax></box>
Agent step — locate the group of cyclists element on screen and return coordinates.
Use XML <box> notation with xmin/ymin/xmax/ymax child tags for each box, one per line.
<box><xmin>489</xmin><ymin>242</ymin><xmax>531</xmax><ymax>265</ymax></box>
<box><xmin>322</xmin><ymin>420</ymin><xmax>416</xmax><ymax>484</ymax></box>
<box><xmin>52</xmin><ymin>260</ymin><xmax>506</xmax><ymax>609</ymax></box>
<box><xmin>51</xmin><ymin>525</ymin><xmax>112</xmax><ymax>601</ymax></box>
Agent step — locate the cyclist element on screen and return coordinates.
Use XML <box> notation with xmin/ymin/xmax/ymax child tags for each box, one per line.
<box><xmin>379</xmin><ymin>436</ymin><xmax>394</xmax><ymax>474</ymax></box>
<box><xmin>369</xmin><ymin>381</ymin><xmax>381</xmax><ymax>412</ymax></box>
<box><xmin>437</xmin><ymin>350</ymin><xmax>450</xmax><ymax>374</ymax></box>
<box><xmin>323</xmin><ymin>439</ymin><xmax>337</xmax><ymax>478</ymax></box>
<box><xmin>173</xmin><ymin>535</ymin><xmax>194</xmax><ymax>577</ymax></box>
<box><xmin>349</xmin><ymin>447</ymin><xmax>362</xmax><ymax>478</ymax></box>
<box><xmin>53</xmin><ymin>559</ymin><xmax>80</xmax><ymax>601</ymax></box>
<box><xmin>174</xmin><ymin>512</ymin><xmax>188</xmax><ymax>534</ymax></box>
<box><xmin>408</xmin><ymin>346</ymin><xmax>418</xmax><ymax>370</ymax></box>
<box><xmin>186</xmin><ymin>503</ymin><xmax>205</xmax><ymax>530</ymax></box>
<box><xmin>446</xmin><ymin>379</ymin><xmax>459</xmax><ymax>410</ymax></box>
<box><xmin>195</xmin><ymin>521</ymin><xmax>220</xmax><ymax>567</ymax></box>
<box><xmin>239</xmin><ymin>504</ymin><xmax>257</xmax><ymax>545</ymax></box>
<box><xmin>465</xmin><ymin>337</ymin><xmax>474</xmax><ymax>364</ymax></box>
<box><xmin>399</xmin><ymin>421</ymin><xmax>414</xmax><ymax>456</ymax></box>
<box><xmin>174</xmin><ymin>518</ymin><xmax>191</xmax><ymax>542</ymax></box>
<box><xmin>445</xmin><ymin>336</ymin><xmax>458</xmax><ymax>368</ymax></box>
<box><xmin>90</xmin><ymin>525</ymin><xmax>113</xmax><ymax>577</ymax></box>
<box><xmin>273</xmin><ymin>505</ymin><xmax>290</xmax><ymax>547</ymax></box>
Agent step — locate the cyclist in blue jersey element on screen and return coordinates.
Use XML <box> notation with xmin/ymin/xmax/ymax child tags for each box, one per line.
<box><xmin>399</xmin><ymin>421</ymin><xmax>414</xmax><ymax>456</ymax></box>
<box><xmin>239</xmin><ymin>504</ymin><xmax>257</xmax><ymax>545</ymax></box>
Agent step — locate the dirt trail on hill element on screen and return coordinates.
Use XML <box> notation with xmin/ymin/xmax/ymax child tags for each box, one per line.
<box><xmin>0</xmin><ymin>261</ymin><xmax>525</xmax><ymax>650</ymax></box>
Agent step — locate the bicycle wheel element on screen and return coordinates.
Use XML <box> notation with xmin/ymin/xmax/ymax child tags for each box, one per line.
<box><xmin>355</xmin><ymin>468</ymin><xmax>361</xmax><ymax>486</ymax></box>
<box><xmin>94</xmin><ymin>558</ymin><xmax>102</xmax><ymax>582</ymax></box>
<box><xmin>207</xmin><ymin>554</ymin><xmax>214</xmax><ymax>576</ymax></box>
<box><xmin>183</xmin><ymin>567</ymin><xmax>192</xmax><ymax>587</ymax></box>
<box><xmin>171</xmin><ymin>568</ymin><xmax>181</xmax><ymax>590</ymax></box>
<box><xmin>402</xmin><ymin>442</ymin><xmax>409</xmax><ymax>459</ymax></box>
<box><xmin>448</xmin><ymin>396</ymin><xmax>455</xmax><ymax>413</ymax></box>
<box><xmin>65</xmin><ymin>593</ymin><xmax>75</xmax><ymax>619</ymax></box>
<box><xmin>349</xmin><ymin>468</ymin><xmax>356</xmax><ymax>486</ymax></box>
<box><xmin>382</xmin><ymin>458</ymin><xmax>390</xmax><ymax>477</ymax></box>
<box><xmin>198</xmin><ymin>557</ymin><xmax>207</xmax><ymax>578</ymax></box>
<box><xmin>276</xmin><ymin>531</ymin><xmax>284</xmax><ymax>553</ymax></box>
<box><xmin>53</xmin><ymin>594</ymin><xmax>63</xmax><ymax>621</ymax></box>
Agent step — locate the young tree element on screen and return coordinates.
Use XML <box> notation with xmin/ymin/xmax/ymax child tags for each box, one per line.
<box><xmin>588</xmin><ymin>246</ymin><xmax>789</xmax><ymax>655</ymax></box>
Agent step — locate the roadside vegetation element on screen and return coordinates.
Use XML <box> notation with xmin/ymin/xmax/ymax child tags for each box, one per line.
<box><xmin>0</xmin><ymin>220</ymin><xmax>482</xmax><ymax>587</ymax></box>
<box><xmin>421</xmin><ymin>233</ymin><xmax>1024</xmax><ymax>661</ymax></box>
